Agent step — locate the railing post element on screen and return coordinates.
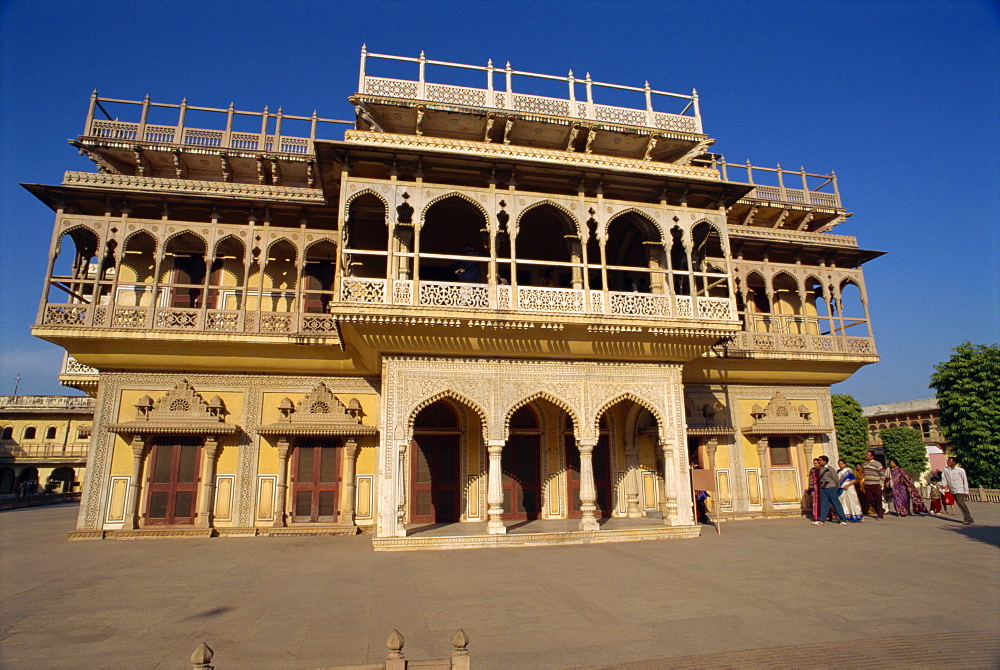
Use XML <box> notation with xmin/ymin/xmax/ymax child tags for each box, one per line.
<box><xmin>776</xmin><ymin>163</ymin><xmax>786</xmax><ymax>201</ymax></box>
<box><xmin>692</xmin><ymin>88</ymin><xmax>702</xmax><ymax>134</ymax></box>
<box><xmin>358</xmin><ymin>43</ymin><xmax>368</xmax><ymax>93</ymax></box>
<box><xmin>190</xmin><ymin>642</ymin><xmax>214</xmax><ymax>670</ymax></box>
<box><xmin>745</xmin><ymin>160</ymin><xmax>754</xmax><ymax>185</ymax></box>
<box><xmin>418</xmin><ymin>50</ymin><xmax>426</xmax><ymax>99</ymax></box>
<box><xmin>84</xmin><ymin>89</ymin><xmax>98</xmax><ymax>136</ymax></box>
<box><xmin>137</xmin><ymin>94</ymin><xmax>150</xmax><ymax>142</ymax></box>
<box><xmin>831</xmin><ymin>170</ymin><xmax>841</xmax><ymax>209</ymax></box>
<box><xmin>224</xmin><ymin>102</ymin><xmax>234</xmax><ymax>148</ymax></box>
<box><xmin>505</xmin><ymin>61</ymin><xmax>513</xmax><ymax>109</ymax></box>
<box><xmin>273</xmin><ymin>107</ymin><xmax>283</xmax><ymax>152</ymax></box>
<box><xmin>720</xmin><ymin>159</ymin><xmax>729</xmax><ymax>181</ymax></box>
<box><xmin>259</xmin><ymin>105</ymin><xmax>269</xmax><ymax>150</ymax></box>
<box><xmin>568</xmin><ymin>69</ymin><xmax>576</xmax><ymax>109</ymax></box>
<box><xmin>175</xmin><ymin>98</ymin><xmax>188</xmax><ymax>145</ymax></box>
<box><xmin>486</xmin><ymin>58</ymin><xmax>494</xmax><ymax>96</ymax></box>
<box><xmin>451</xmin><ymin>629</ymin><xmax>471</xmax><ymax>670</ymax></box>
<box><xmin>386</xmin><ymin>630</ymin><xmax>405</xmax><ymax>670</ymax></box>
<box><xmin>310</xmin><ymin>110</ymin><xmax>318</xmax><ymax>150</ymax></box>
<box><xmin>585</xmin><ymin>72</ymin><xmax>594</xmax><ymax>119</ymax></box>
<box><xmin>800</xmin><ymin>166</ymin><xmax>810</xmax><ymax>202</ymax></box>
<box><xmin>644</xmin><ymin>81</ymin><xmax>654</xmax><ymax>127</ymax></box>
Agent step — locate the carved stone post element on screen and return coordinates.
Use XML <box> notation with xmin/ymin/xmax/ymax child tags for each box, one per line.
<box><xmin>756</xmin><ymin>437</ymin><xmax>774</xmax><ymax>512</ymax></box>
<box><xmin>577</xmin><ymin>439</ymin><xmax>600</xmax><ymax>531</ymax></box>
<box><xmin>339</xmin><ymin>438</ymin><xmax>359</xmax><ymax>525</ymax></box>
<box><xmin>125</xmin><ymin>435</ymin><xmax>148</xmax><ymax>530</ymax></box>
<box><xmin>624</xmin><ymin>439</ymin><xmax>642</xmax><ymax>518</ymax></box>
<box><xmin>196</xmin><ymin>436</ymin><xmax>219</xmax><ymax>529</ymax></box>
<box><xmin>705</xmin><ymin>437</ymin><xmax>719</xmax><ymax>470</ymax></box>
<box><xmin>486</xmin><ymin>440</ymin><xmax>506</xmax><ymax>534</ymax></box>
<box><xmin>660</xmin><ymin>441</ymin><xmax>679</xmax><ymax>525</ymax></box>
<box><xmin>798</xmin><ymin>435</ymin><xmax>814</xmax><ymax>491</ymax></box>
<box><xmin>395</xmin><ymin>441</ymin><xmax>408</xmax><ymax>537</ymax></box>
<box><xmin>272</xmin><ymin>438</ymin><xmax>291</xmax><ymax>527</ymax></box>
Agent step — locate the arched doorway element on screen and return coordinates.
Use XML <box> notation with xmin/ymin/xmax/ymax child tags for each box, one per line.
<box><xmin>49</xmin><ymin>466</ymin><xmax>76</xmax><ymax>493</ymax></box>
<box><xmin>16</xmin><ymin>467</ymin><xmax>39</xmax><ymax>495</ymax></box>
<box><xmin>566</xmin><ymin>415</ymin><xmax>613</xmax><ymax>518</ymax></box>
<box><xmin>503</xmin><ymin>405</ymin><xmax>542</xmax><ymax>520</ymax></box>
<box><xmin>411</xmin><ymin>401</ymin><xmax>462</xmax><ymax>523</ymax></box>
<box><xmin>0</xmin><ymin>467</ymin><xmax>15</xmax><ymax>494</ymax></box>
<box><xmin>291</xmin><ymin>439</ymin><xmax>341</xmax><ymax>523</ymax></box>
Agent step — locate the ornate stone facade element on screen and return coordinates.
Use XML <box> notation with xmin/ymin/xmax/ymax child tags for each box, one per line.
<box><xmin>28</xmin><ymin>49</ymin><xmax>880</xmax><ymax>546</ymax></box>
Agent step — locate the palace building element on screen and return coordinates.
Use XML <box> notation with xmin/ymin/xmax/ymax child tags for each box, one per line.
<box><xmin>27</xmin><ymin>48</ymin><xmax>881</xmax><ymax>547</ymax></box>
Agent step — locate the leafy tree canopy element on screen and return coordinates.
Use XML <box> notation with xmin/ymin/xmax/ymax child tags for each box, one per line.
<box><xmin>831</xmin><ymin>394</ymin><xmax>868</xmax><ymax>466</ymax></box>
<box><xmin>929</xmin><ymin>342</ymin><xmax>1000</xmax><ymax>487</ymax></box>
<box><xmin>880</xmin><ymin>426</ymin><xmax>928</xmax><ymax>476</ymax></box>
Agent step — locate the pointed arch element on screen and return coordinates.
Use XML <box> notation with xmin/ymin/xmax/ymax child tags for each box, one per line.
<box><xmin>406</xmin><ymin>390</ymin><xmax>489</xmax><ymax>437</ymax></box>
<box><xmin>515</xmin><ymin>199</ymin><xmax>580</xmax><ymax>236</ymax></box>
<box><xmin>591</xmin><ymin>393</ymin><xmax>667</xmax><ymax>440</ymax></box>
<box><xmin>605</xmin><ymin>208</ymin><xmax>663</xmax><ymax>242</ymax></box>
<box><xmin>163</xmin><ymin>228</ymin><xmax>209</xmax><ymax>251</ymax></box>
<box><xmin>345</xmin><ymin>188</ymin><xmax>390</xmax><ymax>213</ymax></box>
<box><xmin>504</xmin><ymin>391</ymin><xmax>582</xmax><ymax>436</ymax></box>
<box><xmin>421</xmin><ymin>191</ymin><xmax>490</xmax><ymax>224</ymax></box>
<box><xmin>212</xmin><ymin>234</ymin><xmax>246</xmax><ymax>258</ymax></box>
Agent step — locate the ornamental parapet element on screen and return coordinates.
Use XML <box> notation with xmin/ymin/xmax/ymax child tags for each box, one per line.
<box><xmin>720</xmin><ymin>330</ymin><xmax>877</xmax><ymax>358</ymax></box>
<box><xmin>62</xmin><ymin>172</ymin><xmax>325</xmax><ymax>203</ymax></box>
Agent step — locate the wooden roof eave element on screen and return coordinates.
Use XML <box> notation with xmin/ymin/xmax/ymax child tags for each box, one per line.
<box><xmin>108</xmin><ymin>421</ymin><xmax>241</xmax><ymax>436</ymax></box>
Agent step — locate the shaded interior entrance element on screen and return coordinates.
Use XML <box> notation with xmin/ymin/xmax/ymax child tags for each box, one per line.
<box><xmin>145</xmin><ymin>437</ymin><xmax>200</xmax><ymax>525</ymax></box>
<box><xmin>502</xmin><ymin>405</ymin><xmax>542</xmax><ymax>520</ymax></box>
<box><xmin>292</xmin><ymin>439</ymin><xmax>341</xmax><ymax>523</ymax></box>
<box><xmin>411</xmin><ymin>401</ymin><xmax>461</xmax><ymax>523</ymax></box>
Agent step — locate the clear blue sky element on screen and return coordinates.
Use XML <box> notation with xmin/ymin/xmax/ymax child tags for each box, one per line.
<box><xmin>1</xmin><ymin>0</ymin><xmax>998</xmax><ymax>404</ymax></box>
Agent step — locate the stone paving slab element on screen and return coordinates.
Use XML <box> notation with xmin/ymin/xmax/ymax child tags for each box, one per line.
<box><xmin>0</xmin><ymin>503</ymin><xmax>997</xmax><ymax>669</ymax></box>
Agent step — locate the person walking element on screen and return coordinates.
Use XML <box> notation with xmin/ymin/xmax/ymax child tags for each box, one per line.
<box><xmin>837</xmin><ymin>459</ymin><xmax>864</xmax><ymax>522</ymax></box>
<box><xmin>812</xmin><ymin>455</ymin><xmax>848</xmax><ymax>526</ymax></box>
<box><xmin>941</xmin><ymin>457</ymin><xmax>974</xmax><ymax>525</ymax></box>
<box><xmin>888</xmin><ymin>459</ymin><xmax>927</xmax><ymax>516</ymax></box>
<box><xmin>928</xmin><ymin>476</ymin><xmax>944</xmax><ymax>514</ymax></box>
<box><xmin>861</xmin><ymin>450</ymin><xmax>887</xmax><ymax>520</ymax></box>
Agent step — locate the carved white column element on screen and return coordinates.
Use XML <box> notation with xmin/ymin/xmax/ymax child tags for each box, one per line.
<box><xmin>577</xmin><ymin>439</ymin><xmax>600</xmax><ymax>531</ymax></box>
<box><xmin>272</xmin><ymin>438</ymin><xmax>291</xmax><ymax>527</ymax></box>
<box><xmin>196</xmin><ymin>437</ymin><xmax>220</xmax><ymax>529</ymax></box>
<box><xmin>395</xmin><ymin>441</ymin><xmax>408</xmax><ymax>537</ymax></box>
<box><xmin>660</xmin><ymin>441</ymin><xmax>679</xmax><ymax>525</ymax></box>
<box><xmin>674</xmin><ymin>441</ymin><xmax>695</xmax><ymax>526</ymax></box>
<box><xmin>486</xmin><ymin>440</ymin><xmax>506</xmax><ymax>534</ymax></box>
<box><xmin>340</xmin><ymin>438</ymin><xmax>359</xmax><ymax>525</ymax></box>
<box><xmin>798</xmin><ymin>435</ymin><xmax>814</xmax><ymax>491</ymax></box>
<box><xmin>756</xmin><ymin>437</ymin><xmax>774</xmax><ymax>512</ymax></box>
<box><xmin>125</xmin><ymin>435</ymin><xmax>147</xmax><ymax>530</ymax></box>
<box><xmin>624</xmin><ymin>439</ymin><xmax>642</xmax><ymax>518</ymax></box>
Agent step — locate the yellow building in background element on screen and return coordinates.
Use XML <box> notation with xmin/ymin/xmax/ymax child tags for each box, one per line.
<box><xmin>27</xmin><ymin>49</ymin><xmax>880</xmax><ymax>547</ymax></box>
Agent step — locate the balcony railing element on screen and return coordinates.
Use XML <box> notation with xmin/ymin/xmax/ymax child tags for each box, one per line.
<box><xmin>40</xmin><ymin>303</ymin><xmax>340</xmax><ymax>337</ymax></box>
<box><xmin>725</xmin><ymin>330</ymin><xmax>876</xmax><ymax>356</ymax></box>
<box><xmin>0</xmin><ymin>444</ymin><xmax>90</xmax><ymax>460</ymax></box>
<box><xmin>82</xmin><ymin>93</ymin><xmax>353</xmax><ymax>153</ymax></box>
<box><xmin>339</xmin><ymin>278</ymin><xmax>736</xmax><ymax>321</ymax></box>
<box><xmin>0</xmin><ymin>395</ymin><xmax>95</xmax><ymax>410</ymax></box>
<box><xmin>359</xmin><ymin>48</ymin><xmax>703</xmax><ymax>134</ymax></box>
<box><xmin>712</xmin><ymin>160</ymin><xmax>842</xmax><ymax>210</ymax></box>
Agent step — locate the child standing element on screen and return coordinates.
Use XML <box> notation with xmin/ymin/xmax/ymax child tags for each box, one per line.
<box><xmin>928</xmin><ymin>476</ymin><xmax>944</xmax><ymax>514</ymax></box>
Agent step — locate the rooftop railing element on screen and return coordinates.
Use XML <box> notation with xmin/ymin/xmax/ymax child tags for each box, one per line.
<box><xmin>82</xmin><ymin>92</ymin><xmax>354</xmax><ymax>153</ymax></box>
<box><xmin>359</xmin><ymin>47</ymin><xmax>703</xmax><ymax>134</ymax></box>
<box><xmin>709</xmin><ymin>159</ymin><xmax>842</xmax><ymax>210</ymax></box>
<box><xmin>0</xmin><ymin>395</ymin><xmax>95</xmax><ymax>410</ymax></box>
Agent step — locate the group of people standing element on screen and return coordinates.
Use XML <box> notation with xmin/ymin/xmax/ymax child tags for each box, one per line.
<box><xmin>807</xmin><ymin>452</ymin><xmax>975</xmax><ymax>526</ymax></box>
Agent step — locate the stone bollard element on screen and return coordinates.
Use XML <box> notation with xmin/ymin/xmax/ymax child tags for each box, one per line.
<box><xmin>191</xmin><ymin>642</ymin><xmax>214</xmax><ymax>669</ymax></box>
<box><xmin>386</xmin><ymin>629</ymin><xmax>405</xmax><ymax>670</ymax></box>
<box><xmin>451</xmin><ymin>628</ymin><xmax>470</xmax><ymax>670</ymax></box>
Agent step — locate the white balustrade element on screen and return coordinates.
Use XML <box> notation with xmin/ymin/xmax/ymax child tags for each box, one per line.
<box><xmin>419</xmin><ymin>281</ymin><xmax>490</xmax><ymax>309</ymax></box>
<box><xmin>609</xmin><ymin>292</ymin><xmax>672</xmax><ymax>317</ymax></box>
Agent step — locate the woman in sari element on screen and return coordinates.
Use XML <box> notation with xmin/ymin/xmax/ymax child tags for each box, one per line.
<box><xmin>888</xmin><ymin>459</ymin><xmax>927</xmax><ymax>516</ymax></box>
<box><xmin>837</xmin><ymin>459</ymin><xmax>864</xmax><ymax>522</ymax></box>
<box><xmin>807</xmin><ymin>458</ymin><xmax>822</xmax><ymax>520</ymax></box>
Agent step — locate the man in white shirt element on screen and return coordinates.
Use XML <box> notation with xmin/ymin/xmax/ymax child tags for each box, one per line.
<box><xmin>941</xmin><ymin>457</ymin><xmax>974</xmax><ymax>525</ymax></box>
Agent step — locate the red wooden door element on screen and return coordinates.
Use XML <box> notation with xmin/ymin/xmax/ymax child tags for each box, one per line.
<box><xmin>501</xmin><ymin>435</ymin><xmax>541</xmax><ymax>520</ymax></box>
<box><xmin>411</xmin><ymin>435</ymin><xmax>460</xmax><ymax>523</ymax></box>
<box><xmin>291</xmin><ymin>439</ymin><xmax>340</xmax><ymax>523</ymax></box>
<box><xmin>145</xmin><ymin>438</ymin><xmax>201</xmax><ymax>525</ymax></box>
<box><xmin>567</xmin><ymin>435</ymin><xmax>613</xmax><ymax>519</ymax></box>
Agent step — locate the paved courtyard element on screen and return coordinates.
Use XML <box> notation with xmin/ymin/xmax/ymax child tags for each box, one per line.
<box><xmin>1</xmin><ymin>503</ymin><xmax>997</xmax><ymax>669</ymax></box>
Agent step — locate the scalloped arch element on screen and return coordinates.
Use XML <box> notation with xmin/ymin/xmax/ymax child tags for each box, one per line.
<box><xmin>504</xmin><ymin>391</ymin><xmax>582</xmax><ymax>435</ymax></box>
<box><xmin>212</xmin><ymin>234</ymin><xmax>246</xmax><ymax>257</ymax></box>
<box><xmin>406</xmin><ymin>391</ymin><xmax>489</xmax><ymax>436</ymax></box>
<box><xmin>265</xmin><ymin>237</ymin><xmax>299</xmax><ymax>260</ymax></box>
<box><xmin>771</xmin><ymin>269</ymin><xmax>801</xmax><ymax>291</ymax></box>
<box><xmin>121</xmin><ymin>229</ymin><xmax>158</xmax><ymax>254</ymax></box>
<box><xmin>606</xmin><ymin>208</ymin><xmax>664</xmax><ymax>243</ymax></box>
<box><xmin>421</xmin><ymin>191</ymin><xmax>490</xmax><ymax>224</ymax></box>
<box><xmin>303</xmin><ymin>237</ymin><xmax>338</xmax><ymax>256</ymax></box>
<box><xmin>345</xmin><ymin>188</ymin><xmax>390</xmax><ymax>211</ymax></box>
<box><xmin>58</xmin><ymin>225</ymin><xmax>101</xmax><ymax>258</ymax></box>
<box><xmin>515</xmin><ymin>200</ymin><xmax>581</xmax><ymax>236</ymax></box>
<box><xmin>163</xmin><ymin>228</ymin><xmax>209</xmax><ymax>252</ymax></box>
<box><xmin>592</xmin><ymin>393</ymin><xmax>667</xmax><ymax>437</ymax></box>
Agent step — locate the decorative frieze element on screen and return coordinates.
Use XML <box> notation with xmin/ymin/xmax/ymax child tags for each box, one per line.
<box><xmin>62</xmin><ymin>171</ymin><xmax>325</xmax><ymax>203</ymax></box>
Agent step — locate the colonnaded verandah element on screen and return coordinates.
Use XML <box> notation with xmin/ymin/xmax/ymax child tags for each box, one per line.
<box><xmin>25</xmin><ymin>47</ymin><xmax>881</xmax><ymax>549</ymax></box>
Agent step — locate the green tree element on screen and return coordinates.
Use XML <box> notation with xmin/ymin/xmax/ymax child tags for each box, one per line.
<box><xmin>831</xmin><ymin>394</ymin><xmax>868</xmax><ymax>466</ymax></box>
<box><xmin>880</xmin><ymin>426</ymin><xmax>928</xmax><ymax>476</ymax></box>
<box><xmin>929</xmin><ymin>342</ymin><xmax>1000</xmax><ymax>487</ymax></box>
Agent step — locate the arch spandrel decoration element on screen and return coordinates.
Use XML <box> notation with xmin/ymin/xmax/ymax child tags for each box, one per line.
<box><xmin>420</xmin><ymin>191</ymin><xmax>491</xmax><ymax>227</ymax></box>
<box><xmin>514</xmin><ymin>199</ymin><xmax>582</xmax><ymax>238</ymax></box>
<box><xmin>503</xmin><ymin>390</ymin><xmax>583</xmax><ymax>437</ymax></box>
<box><xmin>589</xmin><ymin>388</ymin><xmax>670</xmax><ymax>440</ymax></box>
<box><xmin>604</xmin><ymin>207</ymin><xmax>665</xmax><ymax>244</ymax></box>
<box><xmin>406</xmin><ymin>390</ymin><xmax>489</xmax><ymax>438</ymax></box>
<box><xmin>345</xmin><ymin>188</ymin><xmax>390</xmax><ymax>212</ymax></box>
